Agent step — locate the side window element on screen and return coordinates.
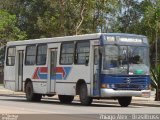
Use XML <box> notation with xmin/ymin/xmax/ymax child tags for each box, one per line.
<box><xmin>25</xmin><ymin>45</ymin><xmax>36</xmax><ymax>65</ymax></box>
<box><xmin>76</xmin><ymin>41</ymin><xmax>90</xmax><ymax>64</ymax></box>
<box><xmin>6</xmin><ymin>47</ymin><xmax>16</xmax><ymax>66</ymax></box>
<box><xmin>103</xmin><ymin>45</ymin><xmax>118</xmax><ymax>70</ymax></box>
<box><xmin>37</xmin><ymin>44</ymin><xmax>47</xmax><ymax>65</ymax></box>
<box><xmin>60</xmin><ymin>42</ymin><xmax>74</xmax><ymax>65</ymax></box>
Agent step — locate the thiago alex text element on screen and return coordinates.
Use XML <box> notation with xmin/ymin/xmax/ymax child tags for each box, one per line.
<box><xmin>99</xmin><ymin>114</ymin><xmax>160</xmax><ymax>120</ymax></box>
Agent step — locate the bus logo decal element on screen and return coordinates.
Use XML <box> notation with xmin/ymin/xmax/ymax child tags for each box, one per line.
<box><xmin>32</xmin><ymin>67</ymin><xmax>48</xmax><ymax>79</ymax></box>
<box><xmin>32</xmin><ymin>67</ymin><xmax>39</xmax><ymax>79</ymax></box>
<box><xmin>32</xmin><ymin>67</ymin><xmax>72</xmax><ymax>80</ymax></box>
<box><xmin>53</xmin><ymin>67</ymin><xmax>72</xmax><ymax>80</ymax></box>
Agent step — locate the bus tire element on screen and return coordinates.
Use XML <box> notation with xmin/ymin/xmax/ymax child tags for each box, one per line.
<box><xmin>118</xmin><ymin>97</ymin><xmax>132</xmax><ymax>107</ymax></box>
<box><xmin>58</xmin><ymin>95</ymin><xmax>74</xmax><ymax>103</ymax></box>
<box><xmin>25</xmin><ymin>81</ymin><xmax>42</xmax><ymax>102</ymax></box>
<box><xmin>79</xmin><ymin>83</ymin><xmax>92</xmax><ymax>105</ymax></box>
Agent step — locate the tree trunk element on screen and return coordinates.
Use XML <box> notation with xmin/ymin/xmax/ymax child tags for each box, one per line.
<box><xmin>75</xmin><ymin>1</ymin><xmax>85</xmax><ymax>35</ymax></box>
<box><xmin>155</xmin><ymin>88</ymin><xmax>160</xmax><ymax>101</ymax></box>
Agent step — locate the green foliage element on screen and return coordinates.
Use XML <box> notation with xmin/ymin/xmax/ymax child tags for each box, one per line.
<box><xmin>0</xmin><ymin>0</ymin><xmax>118</xmax><ymax>39</ymax></box>
<box><xmin>115</xmin><ymin>0</ymin><xmax>142</xmax><ymax>33</ymax></box>
<box><xmin>144</xmin><ymin>0</ymin><xmax>160</xmax><ymax>40</ymax></box>
<box><xmin>143</xmin><ymin>0</ymin><xmax>160</xmax><ymax>66</ymax></box>
<box><xmin>151</xmin><ymin>64</ymin><xmax>160</xmax><ymax>100</ymax></box>
<box><xmin>0</xmin><ymin>10</ymin><xmax>27</xmax><ymax>45</ymax></box>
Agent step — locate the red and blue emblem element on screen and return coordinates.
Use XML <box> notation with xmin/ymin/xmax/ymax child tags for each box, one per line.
<box><xmin>32</xmin><ymin>67</ymin><xmax>48</xmax><ymax>79</ymax></box>
<box><xmin>32</xmin><ymin>67</ymin><xmax>72</xmax><ymax>80</ymax></box>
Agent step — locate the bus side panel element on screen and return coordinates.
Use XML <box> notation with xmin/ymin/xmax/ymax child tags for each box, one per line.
<box><xmin>56</xmin><ymin>83</ymin><xmax>91</xmax><ymax>96</ymax></box>
<box><xmin>4</xmin><ymin>66</ymin><xmax>16</xmax><ymax>91</ymax></box>
<box><xmin>56</xmin><ymin>83</ymin><xmax>75</xmax><ymax>95</ymax></box>
<box><xmin>32</xmin><ymin>82</ymin><xmax>47</xmax><ymax>94</ymax></box>
<box><xmin>55</xmin><ymin>65</ymin><xmax>91</xmax><ymax>96</ymax></box>
<box><xmin>23</xmin><ymin>66</ymin><xmax>48</xmax><ymax>94</ymax></box>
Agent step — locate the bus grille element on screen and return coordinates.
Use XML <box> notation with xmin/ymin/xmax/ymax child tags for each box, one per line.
<box><xmin>114</xmin><ymin>77</ymin><xmax>147</xmax><ymax>91</ymax></box>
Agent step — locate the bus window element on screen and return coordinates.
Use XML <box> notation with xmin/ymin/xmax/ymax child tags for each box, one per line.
<box><xmin>103</xmin><ymin>45</ymin><xmax>118</xmax><ymax>69</ymax></box>
<box><xmin>25</xmin><ymin>45</ymin><xmax>36</xmax><ymax>65</ymax></box>
<box><xmin>119</xmin><ymin>46</ymin><xmax>128</xmax><ymax>66</ymax></box>
<box><xmin>60</xmin><ymin>42</ymin><xmax>74</xmax><ymax>65</ymax></box>
<box><xmin>6</xmin><ymin>47</ymin><xmax>15</xmax><ymax>66</ymax></box>
<box><xmin>76</xmin><ymin>41</ymin><xmax>90</xmax><ymax>64</ymax></box>
<box><xmin>36</xmin><ymin>44</ymin><xmax>47</xmax><ymax>65</ymax></box>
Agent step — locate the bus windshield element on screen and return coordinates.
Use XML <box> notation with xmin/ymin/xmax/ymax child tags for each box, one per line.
<box><xmin>103</xmin><ymin>45</ymin><xmax>149</xmax><ymax>75</ymax></box>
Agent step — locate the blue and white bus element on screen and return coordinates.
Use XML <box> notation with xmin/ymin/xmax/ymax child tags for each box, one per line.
<box><xmin>4</xmin><ymin>33</ymin><xmax>151</xmax><ymax>107</ymax></box>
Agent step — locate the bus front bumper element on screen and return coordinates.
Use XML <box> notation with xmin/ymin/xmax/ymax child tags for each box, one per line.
<box><xmin>101</xmin><ymin>89</ymin><xmax>151</xmax><ymax>98</ymax></box>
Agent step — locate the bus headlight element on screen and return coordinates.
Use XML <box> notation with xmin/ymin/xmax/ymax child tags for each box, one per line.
<box><xmin>101</xmin><ymin>84</ymin><xmax>107</xmax><ymax>88</ymax></box>
<box><xmin>101</xmin><ymin>84</ymin><xmax>115</xmax><ymax>89</ymax></box>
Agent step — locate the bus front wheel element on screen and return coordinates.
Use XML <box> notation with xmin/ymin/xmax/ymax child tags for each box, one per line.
<box><xmin>58</xmin><ymin>95</ymin><xmax>74</xmax><ymax>103</ymax></box>
<box><xmin>79</xmin><ymin>83</ymin><xmax>92</xmax><ymax>105</ymax></box>
<box><xmin>25</xmin><ymin>81</ymin><xmax>42</xmax><ymax>102</ymax></box>
<box><xmin>118</xmin><ymin>97</ymin><xmax>132</xmax><ymax>107</ymax></box>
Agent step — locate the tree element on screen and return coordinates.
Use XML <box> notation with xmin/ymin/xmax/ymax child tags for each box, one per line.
<box><xmin>0</xmin><ymin>0</ymin><xmax>119</xmax><ymax>38</ymax></box>
<box><xmin>113</xmin><ymin>0</ymin><xmax>143</xmax><ymax>33</ymax></box>
<box><xmin>0</xmin><ymin>10</ymin><xmax>26</xmax><ymax>46</ymax></box>
<box><xmin>151</xmin><ymin>65</ymin><xmax>160</xmax><ymax>101</ymax></box>
<box><xmin>144</xmin><ymin>0</ymin><xmax>160</xmax><ymax>67</ymax></box>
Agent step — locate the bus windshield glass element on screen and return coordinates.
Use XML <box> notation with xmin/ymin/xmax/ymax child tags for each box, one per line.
<box><xmin>103</xmin><ymin>45</ymin><xmax>149</xmax><ymax>75</ymax></box>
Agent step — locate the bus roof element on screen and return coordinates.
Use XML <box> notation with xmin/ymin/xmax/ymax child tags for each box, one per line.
<box><xmin>7</xmin><ymin>33</ymin><xmax>147</xmax><ymax>46</ymax></box>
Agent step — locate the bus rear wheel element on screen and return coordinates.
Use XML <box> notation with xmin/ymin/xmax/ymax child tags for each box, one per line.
<box><xmin>58</xmin><ymin>95</ymin><xmax>74</xmax><ymax>103</ymax></box>
<box><xmin>118</xmin><ymin>97</ymin><xmax>132</xmax><ymax>107</ymax></box>
<box><xmin>25</xmin><ymin>81</ymin><xmax>42</xmax><ymax>102</ymax></box>
<box><xmin>79</xmin><ymin>83</ymin><xmax>92</xmax><ymax>105</ymax></box>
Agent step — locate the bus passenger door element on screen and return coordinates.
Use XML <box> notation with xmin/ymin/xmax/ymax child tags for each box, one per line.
<box><xmin>93</xmin><ymin>46</ymin><xmax>100</xmax><ymax>96</ymax></box>
<box><xmin>48</xmin><ymin>48</ymin><xmax>57</xmax><ymax>93</ymax></box>
<box><xmin>17</xmin><ymin>50</ymin><xmax>24</xmax><ymax>91</ymax></box>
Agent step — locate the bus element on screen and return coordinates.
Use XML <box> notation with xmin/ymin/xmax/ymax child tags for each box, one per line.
<box><xmin>4</xmin><ymin>33</ymin><xmax>151</xmax><ymax>107</ymax></box>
